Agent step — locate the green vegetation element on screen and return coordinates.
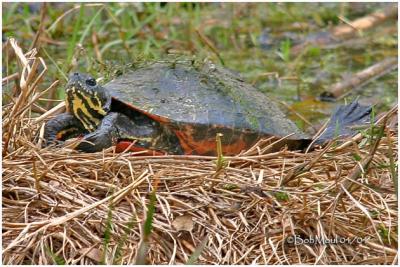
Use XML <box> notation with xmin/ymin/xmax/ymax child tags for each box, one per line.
<box><xmin>135</xmin><ymin>178</ymin><xmax>158</xmax><ymax>265</ymax></box>
<box><xmin>275</xmin><ymin>191</ymin><xmax>290</xmax><ymax>201</ymax></box>
<box><xmin>45</xmin><ymin>246</ymin><xmax>66</xmax><ymax>265</ymax></box>
<box><xmin>101</xmin><ymin>203</ymin><xmax>114</xmax><ymax>264</ymax></box>
<box><xmin>215</xmin><ymin>133</ymin><xmax>226</xmax><ymax>173</ymax></box>
<box><xmin>3</xmin><ymin>3</ymin><xmax>397</xmax><ymax>131</ymax></box>
<box><xmin>186</xmin><ymin>235</ymin><xmax>209</xmax><ymax>265</ymax></box>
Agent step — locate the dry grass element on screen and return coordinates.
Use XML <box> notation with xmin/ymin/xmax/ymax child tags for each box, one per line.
<box><xmin>2</xmin><ymin>39</ymin><xmax>398</xmax><ymax>264</ymax></box>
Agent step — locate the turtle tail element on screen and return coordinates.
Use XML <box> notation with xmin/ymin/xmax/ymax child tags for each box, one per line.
<box><xmin>313</xmin><ymin>101</ymin><xmax>372</xmax><ymax>145</ymax></box>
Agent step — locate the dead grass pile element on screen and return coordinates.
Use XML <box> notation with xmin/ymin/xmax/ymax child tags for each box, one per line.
<box><xmin>2</xmin><ymin>39</ymin><xmax>398</xmax><ymax>264</ymax></box>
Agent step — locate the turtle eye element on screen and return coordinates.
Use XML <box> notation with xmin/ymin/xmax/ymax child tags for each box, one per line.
<box><xmin>86</xmin><ymin>78</ymin><xmax>97</xmax><ymax>86</ymax></box>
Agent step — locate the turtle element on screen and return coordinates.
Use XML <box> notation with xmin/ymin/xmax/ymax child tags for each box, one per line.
<box><xmin>43</xmin><ymin>61</ymin><xmax>371</xmax><ymax>156</ymax></box>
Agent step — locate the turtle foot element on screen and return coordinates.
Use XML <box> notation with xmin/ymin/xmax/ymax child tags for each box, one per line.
<box><xmin>314</xmin><ymin>101</ymin><xmax>372</xmax><ymax>144</ymax></box>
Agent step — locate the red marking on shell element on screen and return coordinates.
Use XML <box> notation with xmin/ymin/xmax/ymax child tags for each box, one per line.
<box><xmin>174</xmin><ymin>126</ymin><xmax>250</xmax><ymax>156</ymax></box>
<box><xmin>56</xmin><ymin>132</ymin><xmax>64</xmax><ymax>140</ymax></box>
<box><xmin>112</xmin><ymin>97</ymin><xmax>258</xmax><ymax>155</ymax></box>
<box><xmin>116</xmin><ymin>141</ymin><xmax>165</xmax><ymax>156</ymax></box>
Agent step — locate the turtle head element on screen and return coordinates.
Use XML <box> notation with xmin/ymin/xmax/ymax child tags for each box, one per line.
<box><xmin>65</xmin><ymin>72</ymin><xmax>111</xmax><ymax>132</ymax></box>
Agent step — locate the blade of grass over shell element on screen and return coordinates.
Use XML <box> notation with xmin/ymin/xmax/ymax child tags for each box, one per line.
<box><xmin>215</xmin><ymin>133</ymin><xmax>226</xmax><ymax>172</ymax></box>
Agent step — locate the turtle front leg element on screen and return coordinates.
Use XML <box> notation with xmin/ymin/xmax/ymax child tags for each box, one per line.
<box><xmin>74</xmin><ymin>112</ymin><xmax>122</xmax><ymax>152</ymax></box>
<box><xmin>75</xmin><ymin>112</ymin><xmax>167</xmax><ymax>153</ymax></box>
<box><xmin>44</xmin><ymin>113</ymin><xmax>87</xmax><ymax>146</ymax></box>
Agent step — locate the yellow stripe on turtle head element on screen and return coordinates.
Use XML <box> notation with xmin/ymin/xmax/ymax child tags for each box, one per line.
<box><xmin>72</xmin><ymin>96</ymin><xmax>97</xmax><ymax>131</ymax></box>
<box><xmin>70</xmin><ymin>93</ymin><xmax>100</xmax><ymax>131</ymax></box>
<box><xmin>86</xmin><ymin>92</ymin><xmax>107</xmax><ymax>116</ymax></box>
<box><xmin>66</xmin><ymin>84</ymin><xmax>109</xmax><ymax>132</ymax></box>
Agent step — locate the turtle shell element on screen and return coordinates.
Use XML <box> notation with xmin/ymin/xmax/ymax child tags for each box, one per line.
<box><xmin>105</xmin><ymin>61</ymin><xmax>309</xmax><ymax>155</ymax></box>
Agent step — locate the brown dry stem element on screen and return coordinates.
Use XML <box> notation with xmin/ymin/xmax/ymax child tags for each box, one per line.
<box><xmin>2</xmin><ymin>39</ymin><xmax>398</xmax><ymax>265</ymax></box>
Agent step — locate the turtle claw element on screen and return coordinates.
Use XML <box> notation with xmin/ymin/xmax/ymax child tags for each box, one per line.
<box><xmin>74</xmin><ymin>112</ymin><xmax>125</xmax><ymax>152</ymax></box>
<box><xmin>336</xmin><ymin>100</ymin><xmax>372</xmax><ymax>122</ymax></box>
<box><xmin>75</xmin><ymin>130</ymin><xmax>116</xmax><ymax>153</ymax></box>
<box><xmin>41</xmin><ymin>139</ymin><xmax>65</xmax><ymax>149</ymax></box>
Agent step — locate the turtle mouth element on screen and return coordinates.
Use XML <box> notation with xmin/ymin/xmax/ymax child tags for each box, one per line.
<box><xmin>65</xmin><ymin>83</ymin><xmax>107</xmax><ymax>132</ymax></box>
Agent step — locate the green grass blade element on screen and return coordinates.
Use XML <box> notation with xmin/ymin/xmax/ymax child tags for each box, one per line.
<box><xmin>143</xmin><ymin>189</ymin><xmax>156</xmax><ymax>238</ymax></box>
<box><xmin>45</xmin><ymin>246</ymin><xmax>66</xmax><ymax>265</ymax></box>
<box><xmin>135</xmin><ymin>180</ymin><xmax>158</xmax><ymax>264</ymax></box>
<box><xmin>66</xmin><ymin>4</ymin><xmax>85</xmax><ymax>66</ymax></box>
<box><xmin>42</xmin><ymin>48</ymin><xmax>68</xmax><ymax>81</ymax></box>
<box><xmin>101</xmin><ymin>203</ymin><xmax>114</xmax><ymax>264</ymax></box>
<box><xmin>186</xmin><ymin>235</ymin><xmax>209</xmax><ymax>265</ymax></box>
<box><xmin>78</xmin><ymin>5</ymin><xmax>105</xmax><ymax>45</ymax></box>
<box><xmin>113</xmin><ymin>217</ymin><xmax>136</xmax><ymax>264</ymax></box>
<box><xmin>3</xmin><ymin>3</ymin><xmax>19</xmax><ymax>23</ymax></box>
